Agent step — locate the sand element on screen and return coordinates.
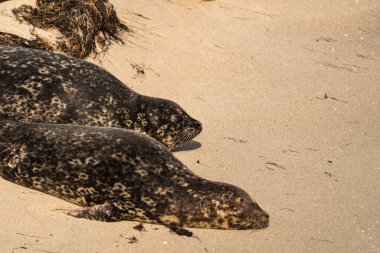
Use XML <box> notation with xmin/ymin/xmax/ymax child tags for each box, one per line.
<box><xmin>0</xmin><ymin>0</ymin><xmax>379</xmax><ymax>252</ymax></box>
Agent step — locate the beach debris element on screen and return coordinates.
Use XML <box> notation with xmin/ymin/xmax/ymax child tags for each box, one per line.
<box><xmin>316</xmin><ymin>37</ymin><xmax>337</xmax><ymax>42</ymax></box>
<box><xmin>15</xmin><ymin>232</ymin><xmax>50</xmax><ymax>239</ymax></box>
<box><xmin>305</xmin><ymin>147</ymin><xmax>319</xmax><ymax>152</ymax></box>
<box><xmin>127</xmin><ymin>236</ymin><xmax>138</xmax><ymax>244</ymax></box>
<box><xmin>281</xmin><ymin>149</ymin><xmax>299</xmax><ymax>154</ymax></box>
<box><xmin>310</xmin><ymin>237</ymin><xmax>333</xmax><ymax>243</ymax></box>
<box><xmin>340</xmin><ymin>142</ymin><xmax>353</xmax><ymax>149</ymax></box>
<box><xmin>225</xmin><ymin>137</ymin><xmax>248</xmax><ymax>143</ymax></box>
<box><xmin>131</xmin><ymin>12</ymin><xmax>150</xmax><ymax>20</ymax></box>
<box><xmin>7</xmin><ymin>0</ymin><xmax>128</xmax><ymax>58</ymax></box>
<box><xmin>356</xmin><ymin>53</ymin><xmax>376</xmax><ymax>60</ymax></box>
<box><xmin>196</xmin><ymin>96</ymin><xmax>206</xmax><ymax>102</ymax></box>
<box><xmin>316</xmin><ymin>93</ymin><xmax>348</xmax><ymax>103</ymax></box>
<box><xmin>120</xmin><ymin>235</ymin><xmax>138</xmax><ymax>244</ymax></box>
<box><xmin>131</xmin><ymin>63</ymin><xmax>146</xmax><ymax>78</ymax></box>
<box><xmin>323</xmin><ymin>172</ymin><xmax>338</xmax><ymax>182</ymax></box>
<box><xmin>265</xmin><ymin>161</ymin><xmax>287</xmax><ymax>171</ymax></box>
<box><xmin>196</xmin><ymin>160</ymin><xmax>211</xmax><ymax>168</ymax></box>
<box><xmin>133</xmin><ymin>222</ymin><xmax>146</xmax><ymax>232</ymax></box>
<box><xmin>11</xmin><ymin>246</ymin><xmax>28</xmax><ymax>253</ymax></box>
<box><xmin>315</xmin><ymin>61</ymin><xmax>360</xmax><ymax>73</ymax></box>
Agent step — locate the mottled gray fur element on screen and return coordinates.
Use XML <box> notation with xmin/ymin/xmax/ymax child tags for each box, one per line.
<box><xmin>0</xmin><ymin>122</ymin><xmax>269</xmax><ymax>230</ymax></box>
<box><xmin>0</xmin><ymin>45</ymin><xmax>202</xmax><ymax>150</ymax></box>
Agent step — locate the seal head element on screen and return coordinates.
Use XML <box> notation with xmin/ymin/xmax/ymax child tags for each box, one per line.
<box><xmin>157</xmin><ymin>179</ymin><xmax>269</xmax><ymax>230</ymax></box>
<box><xmin>132</xmin><ymin>96</ymin><xmax>202</xmax><ymax>150</ymax></box>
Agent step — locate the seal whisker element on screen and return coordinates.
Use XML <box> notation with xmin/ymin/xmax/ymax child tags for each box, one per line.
<box><xmin>170</xmin><ymin>131</ymin><xmax>188</xmax><ymax>144</ymax></box>
<box><xmin>171</xmin><ymin>131</ymin><xmax>192</xmax><ymax>149</ymax></box>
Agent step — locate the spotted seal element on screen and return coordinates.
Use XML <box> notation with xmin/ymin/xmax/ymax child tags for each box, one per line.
<box><xmin>0</xmin><ymin>45</ymin><xmax>202</xmax><ymax>150</ymax></box>
<box><xmin>0</xmin><ymin>121</ymin><xmax>269</xmax><ymax>230</ymax></box>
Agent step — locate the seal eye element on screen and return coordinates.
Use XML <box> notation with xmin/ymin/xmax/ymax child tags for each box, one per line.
<box><xmin>236</xmin><ymin>197</ymin><xmax>244</xmax><ymax>203</ymax></box>
<box><xmin>170</xmin><ymin>115</ymin><xmax>183</xmax><ymax>123</ymax></box>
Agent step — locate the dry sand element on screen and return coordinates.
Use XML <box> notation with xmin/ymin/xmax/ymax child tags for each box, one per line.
<box><xmin>0</xmin><ymin>0</ymin><xmax>379</xmax><ymax>252</ymax></box>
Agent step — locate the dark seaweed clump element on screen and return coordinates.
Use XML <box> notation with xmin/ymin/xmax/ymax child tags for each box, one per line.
<box><xmin>3</xmin><ymin>0</ymin><xmax>128</xmax><ymax>58</ymax></box>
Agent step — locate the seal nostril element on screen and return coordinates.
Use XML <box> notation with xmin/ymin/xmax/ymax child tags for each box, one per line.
<box><xmin>194</xmin><ymin>121</ymin><xmax>202</xmax><ymax>130</ymax></box>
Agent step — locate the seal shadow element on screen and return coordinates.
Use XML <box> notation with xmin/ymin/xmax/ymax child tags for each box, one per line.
<box><xmin>172</xmin><ymin>140</ymin><xmax>202</xmax><ymax>152</ymax></box>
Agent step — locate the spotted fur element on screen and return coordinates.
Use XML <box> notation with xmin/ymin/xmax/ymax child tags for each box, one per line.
<box><xmin>0</xmin><ymin>122</ymin><xmax>269</xmax><ymax>230</ymax></box>
<box><xmin>0</xmin><ymin>46</ymin><xmax>202</xmax><ymax>150</ymax></box>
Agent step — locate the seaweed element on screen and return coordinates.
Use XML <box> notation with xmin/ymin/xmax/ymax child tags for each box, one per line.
<box><xmin>11</xmin><ymin>0</ymin><xmax>128</xmax><ymax>58</ymax></box>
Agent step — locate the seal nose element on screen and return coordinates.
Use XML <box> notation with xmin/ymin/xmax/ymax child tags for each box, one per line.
<box><xmin>259</xmin><ymin>210</ymin><xmax>270</xmax><ymax>228</ymax></box>
<box><xmin>262</xmin><ymin>210</ymin><xmax>269</xmax><ymax>220</ymax></box>
<box><xmin>193</xmin><ymin>121</ymin><xmax>202</xmax><ymax>131</ymax></box>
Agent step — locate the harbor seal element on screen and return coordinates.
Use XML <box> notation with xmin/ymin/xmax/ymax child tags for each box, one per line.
<box><xmin>0</xmin><ymin>121</ymin><xmax>269</xmax><ymax>230</ymax></box>
<box><xmin>0</xmin><ymin>45</ymin><xmax>202</xmax><ymax>150</ymax></box>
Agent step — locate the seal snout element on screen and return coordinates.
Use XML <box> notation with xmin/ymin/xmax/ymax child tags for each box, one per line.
<box><xmin>250</xmin><ymin>209</ymin><xmax>269</xmax><ymax>229</ymax></box>
<box><xmin>259</xmin><ymin>210</ymin><xmax>270</xmax><ymax>228</ymax></box>
<box><xmin>193</xmin><ymin>120</ymin><xmax>202</xmax><ymax>132</ymax></box>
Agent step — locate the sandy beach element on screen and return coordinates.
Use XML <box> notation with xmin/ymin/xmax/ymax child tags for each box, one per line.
<box><xmin>0</xmin><ymin>0</ymin><xmax>379</xmax><ymax>252</ymax></box>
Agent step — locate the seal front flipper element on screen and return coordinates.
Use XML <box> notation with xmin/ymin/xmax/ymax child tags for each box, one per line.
<box><xmin>68</xmin><ymin>202</ymin><xmax>122</xmax><ymax>222</ymax></box>
<box><xmin>169</xmin><ymin>226</ymin><xmax>193</xmax><ymax>237</ymax></box>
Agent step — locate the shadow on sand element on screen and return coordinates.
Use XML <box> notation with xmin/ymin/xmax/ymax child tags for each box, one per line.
<box><xmin>173</xmin><ymin>140</ymin><xmax>202</xmax><ymax>152</ymax></box>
